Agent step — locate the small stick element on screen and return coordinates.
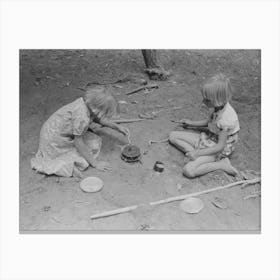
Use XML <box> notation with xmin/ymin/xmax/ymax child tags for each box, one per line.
<box><xmin>148</xmin><ymin>138</ymin><xmax>169</xmax><ymax>145</ymax></box>
<box><xmin>126</xmin><ymin>84</ymin><xmax>159</xmax><ymax>96</ymax></box>
<box><xmin>90</xmin><ymin>205</ymin><xmax>138</xmax><ymax>220</ymax></box>
<box><xmin>150</xmin><ymin>177</ymin><xmax>261</xmax><ymax>206</ymax></box>
<box><xmin>112</xmin><ymin>118</ymin><xmax>145</xmax><ymax>123</ymax></box>
<box><xmin>243</xmin><ymin>192</ymin><xmax>261</xmax><ymax>200</ymax></box>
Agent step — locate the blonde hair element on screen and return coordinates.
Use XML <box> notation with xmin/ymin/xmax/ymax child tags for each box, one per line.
<box><xmin>84</xmin><ymin>86</ymin><xmax>119</xmax><ymax>120</ymax></box>
<box><xmin>201</xmin><ymin>74</ymin><xmax>232</xmax><ymax>107</ymax></box>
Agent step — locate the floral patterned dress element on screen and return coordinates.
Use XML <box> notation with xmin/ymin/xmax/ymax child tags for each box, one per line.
<box><xmin>31</xmin><ymin>98</ymin><xmax>101</xmax><ymax>177</ymax></box>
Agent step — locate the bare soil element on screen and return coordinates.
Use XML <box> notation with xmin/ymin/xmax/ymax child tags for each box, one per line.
<box><xmin>20</xmin><ymin>50</ymin><xmax>261</xmax><ymax>231</ymax></box>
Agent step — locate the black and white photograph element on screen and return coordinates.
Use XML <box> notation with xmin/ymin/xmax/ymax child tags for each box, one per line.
<box><xmin>20</xmin><ymin>49</ymin><xmax>261</xmax><ymax>232</ymax></box>
<box><xmin>1</xmin><ymin>0</ymin><xmax>280</xmax><ymax>279</ymax></box>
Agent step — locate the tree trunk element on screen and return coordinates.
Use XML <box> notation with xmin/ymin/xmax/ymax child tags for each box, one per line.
<box><xmin>141</xmin><ymin>50</ymin><xmax>169</xmax><ymax>80</ymax></box>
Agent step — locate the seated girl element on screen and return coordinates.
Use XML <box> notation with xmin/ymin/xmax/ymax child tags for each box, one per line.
<box><xmin>31</xmin><ymin>86</ymin><xmax>129</xmax><ymax>177</ymax></box>
<box><xmin>169</xmin><ymin>74</ymin><xmax>240</xmax><ymax>178</ymax></box>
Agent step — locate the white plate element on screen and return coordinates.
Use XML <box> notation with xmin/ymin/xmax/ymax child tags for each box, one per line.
<box><xmin>180</xmin><ymin>197</ymin><xmax>204</xmax><ymax>214</ymax></box>
<box><xmin>80</xmin><ymin>177</ymin><xmax>104</xmax><ymax>193</ymax></box>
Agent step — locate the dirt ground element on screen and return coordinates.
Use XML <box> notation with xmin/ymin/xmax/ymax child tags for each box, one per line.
<box><xmin>19</xmin><ymin>50</ymin><xmax>261</xmax><ymax>232</ymax></box>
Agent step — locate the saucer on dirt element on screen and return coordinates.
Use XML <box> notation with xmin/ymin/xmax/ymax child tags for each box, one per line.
<box><xmin>80</xmin><ymin>177</ymin><xmax>103</xmax><ymax>193</ymax></box>
<box><xmin>180</xmin><ymin>197</ymin><xmax>204</xmax><ymax>214</ymax></box>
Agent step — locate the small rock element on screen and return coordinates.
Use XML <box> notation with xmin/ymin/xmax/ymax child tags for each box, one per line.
<box><xmin>43</xmin><ymin>206</ymin><xmax>51</xmax><ymax>212</ymax></box>
<box><xmin>176</xmin><ymin>183</ymin><xmax>183</xmax><ymax>190</ymax></box>
<box><xmin>118</xmin><ymin>100</ymin><xmax>128</xmax><ymax>104</ymax></box>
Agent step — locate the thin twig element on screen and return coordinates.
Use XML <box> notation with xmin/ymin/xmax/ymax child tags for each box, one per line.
<box><xmin>125</xmin><ymin>84</ymin><xmax>159</xmax><ymax>95</ymax></box>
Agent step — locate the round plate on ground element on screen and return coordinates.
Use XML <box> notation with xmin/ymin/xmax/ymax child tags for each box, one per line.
<box><xmin>180</xmin><ymin>197</ymin><xmax>204</xmax><ymax>214</ymax></box>
<box><xmin>80</xmin><ymin>177</ymin><xmax>103</xmax><ymax>193</ymax></box>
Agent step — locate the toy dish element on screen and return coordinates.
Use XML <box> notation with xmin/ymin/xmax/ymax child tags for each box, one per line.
<box><xmin>180</xmin><ymin>197</ymin><xmax>204</xmax><ymax>214</ymax></box>
<box><xmin>80</xmin><ymin>177</ymin><xmax>104</xmax><ymax>193</ymax></box>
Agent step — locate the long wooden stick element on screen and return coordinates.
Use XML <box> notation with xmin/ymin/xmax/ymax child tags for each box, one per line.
<box><xmin>90</xmin><ymin>205</ymin><xmax>138</xmax><ymax>220</ymax></box>
<box><xmin>90</xmin><ymin>178</ymin><xmax>260</xmax><ymax>220</ymax></box>
<box><xmin>150</xmin><ymin>178</ymin><xmax>261</xmax><ymax>206</ymax></box>
<box><xmin>112</xmin><ymin>118</ymin><xmax>145</xmax><ymax>123</ymax></box>
<box><xmin>125</xmin><ymin>84</ymin><xmax>159</xmax><ymax>95</ymax></box>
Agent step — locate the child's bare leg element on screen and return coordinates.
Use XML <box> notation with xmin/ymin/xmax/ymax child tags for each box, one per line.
<box><xmin>183</xmin><ymin>156</ymin><xmax>238</xmax><ymax>178</ymax></box>
<box><xmin>169</xmin><ymin>131</ymin><xmax>200</xmax><ymax>153</ymax></box>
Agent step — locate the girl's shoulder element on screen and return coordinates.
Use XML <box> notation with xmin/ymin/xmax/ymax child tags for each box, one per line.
<box><xmin>220</xmin><ymin>103</ymin><xmax>239</xmax><ymax>120</ymax></box>
<box><xmin>216</xmin><ymin>103</ymin><xmax>240</xmax><ymax>133</ymax></box>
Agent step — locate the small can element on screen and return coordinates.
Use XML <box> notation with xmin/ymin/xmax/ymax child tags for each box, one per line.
<box><xmin>153</xmin><ymin>161</ymin><xmax>164</xmax><ymax>173</ymax></box>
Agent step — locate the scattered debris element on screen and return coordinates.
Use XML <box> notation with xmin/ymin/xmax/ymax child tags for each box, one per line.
<box><xmin>125</xmin><ymin>83</ymin><xmax>159</xmax><ymax>96</ymax></box>
<box><xmin>153</xmin><ymin>161</ymin><xmax>164</xmax><ymax>173</ymax></box>
<box><xmin>142</xmin><ymin>150</ymin><xmax>149</xmax><ymax>155</ymax></box>
<box><xmin>172</xmin><ymin>106</ymin><xmax>183</xmax><ymax>110</ymax></box>
<box><xmin>139</xmin><ymin>112</ymin><xmax>157</xmax><ymax>120</ymax></box>
<box><xmin>144</xmin><ymin>67</ymin><xmax>170</xmax><ymax>81</ymax></box>
<box><xmin>43</xmin><ymin>206</ymin><xmax>51</xmax><ymax>212</ymax></box>
<box><xmin>118</xmin><ymin>100</ymin><xmax>128</xmax><ymax>105</ymax></box>
<box><xmin>34</xmin><ymin>77</ymin><xmax>42</xmax><ymax>86</ymax></box>
<box><xmin>180</xmin><ymin>197</ymin><xmax>204</xmax><ymax>214</ymax></box>
<box><xmin>51</xmin><ymin>217</ymin><xmax>61</xmax><ymax>223</ymax></box>
<box><xmin>113</xmin><ymin>84</ymin><xmax>123</xmax><ymax>89</ymax></box>
<box><xmin>211</xmin><ymin>197</ymin><xmax>228</xmax><ymax>209</ymax></box>
<box><xmin>243</xmin><ymin>190</ymin><xmax>261</xmax><ymax>200</ymax></box>
<box><xmin>46</xmin><ymin>75</ymin><xmax>56</xmax><ymax>80</ymax></box>
<box><xmin>176</xmin><ymin>183</ymin><xmax>183</xmax><ymax>190</ymax></box>
<box><xmin>139</xmin><ymin>224</ymin><xmax>152</xmax><ymax>231</ymax></box>
<box><xmin>83</xmin><ymin>75</ymin><xmax>147</xmax><ymax>88</ymax></box>
<box><xmin>59</xmin><ymin>81</ymin><xmax>71</xmax><ymax>89</ymax></box>
<box><xmin>233</xmin><ymin>211</ymin><xmax>241</xmax><ymax>216</ymax></box>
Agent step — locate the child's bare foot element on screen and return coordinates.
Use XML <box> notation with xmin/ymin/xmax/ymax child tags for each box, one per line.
<box><xmin>219</xmin><ymin>158</ymin><xmax>238</xmax><ymax>176</ymax></box>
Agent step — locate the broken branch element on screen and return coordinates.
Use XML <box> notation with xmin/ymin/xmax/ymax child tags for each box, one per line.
<box><xmin>125</xmin><ymin>84</ymin><xmax>159</xmax><ymax>96</ymax></box>
<box><xmin>90</xmin><ymin>205</ymin><xmax>138</xmax><ymax>220</ymax></box>
<box><xmin>112</xmin><ymin>118</ymin><xmax>146</xmax><ymax>123</ymax></box>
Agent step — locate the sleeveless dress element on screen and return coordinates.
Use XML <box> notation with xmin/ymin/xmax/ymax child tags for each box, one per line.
<box><xmin>31</xmin><ymin>98</ymin><xmax>101</xmax><ymax>177</ymax></box>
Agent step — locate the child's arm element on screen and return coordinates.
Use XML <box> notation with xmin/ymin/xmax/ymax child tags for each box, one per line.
<box><xmin>187</xmin><ymin>130</ymin><xmax>228</xmax><ymax>159</ymax></box>
<box><xmin>98</xmin><ymin>118</ymin><xmax>130</xmax><ymax>136</ymax></box>
<box><xmin>74</xmin><ymin>135</ymin><xmax>111</xmax><ymax>171</ymax></box>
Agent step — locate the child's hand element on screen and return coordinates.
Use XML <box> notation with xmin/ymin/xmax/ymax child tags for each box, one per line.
<box><xmin>186</xmin><ymin>150</ymin><xmax>199</xmax><ymax>161</ymax></box>
<box><xmin>118</xmin><ymin>126</ymin><xmax>130</xmax><ymax>136</ymax></box>
<box><xmin>180</xmin><ymin>119</ymin><xmax>193</xmax><ymax>127</ymax></box>
<box><xmin>95</xmin><ymin>161</ymin><xmax>112</xmax><ymax>172</ymax></box>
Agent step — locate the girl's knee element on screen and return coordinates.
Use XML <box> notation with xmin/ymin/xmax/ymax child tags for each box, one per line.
<box><xmin>169</xmin><ymin>131</ymin><xmax>179</xmax><ymax>143</ymax></box>
<box><xmin>183</xmin><ymin>163</ymin><xmax>197</xmax><ymax>178</ymax></box>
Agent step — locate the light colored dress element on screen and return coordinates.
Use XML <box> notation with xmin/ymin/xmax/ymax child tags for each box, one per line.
<box><xmin>31</xmin><ymin>97</ymin><xmax>101</xmax><ymax>177</ymax></box>
<box><xmin>198</xmin><ymin>102</ymin><xmax>240</xmax><ymax>158</ymax></box>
